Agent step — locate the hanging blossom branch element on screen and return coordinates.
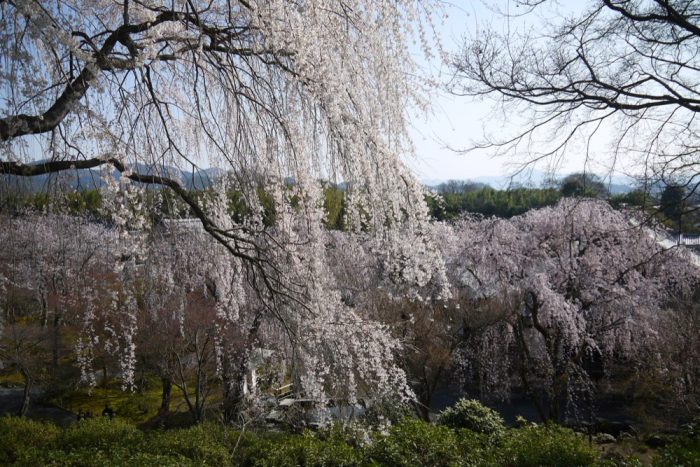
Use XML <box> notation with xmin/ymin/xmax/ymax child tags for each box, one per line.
<box><xmin>0</xmin><ymin>0</ymin><xmax>448</xmax><ymax>420</ymax></box>
<box><xmin>0</xmin><ymin>157</ymin><xmax>258</xmax><ymax>256</ymax></box>
<box><xmin>0</xmin><ymin>155</ymin><xmax>312</xmax><ymax>326</ymax></box>
<box><xmin>0</xmin><ymin>2</ymin><xmax>292</xmax><ymax>141</ymax></box>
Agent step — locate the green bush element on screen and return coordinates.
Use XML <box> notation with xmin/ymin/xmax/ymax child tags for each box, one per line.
<box><xmin>361</xmin><ymin>398</ymin><xmax>414</xmax><ymax>427</ymax></box>
<box><xmin>0</xmin><ymin>414</ymin><xmax>654</xmax><ymax>467</ymax></box>
<box><xmin>654</xmin><ymin>430</ymin><xmax>700</xmax><ymax>466</ymax></box>
<box><xmin>497</xmin><ymin>424</ymin><xmax>598</xmax><ymax>467</ymax></box>
<box><xmin>367</xmin><ymin>418</ymin><xmax>461</xmax><ymax>467</ymax></box>
<box><xmin>456</xmin><ymin>428</ymin><xmax>499</xmax><ymax>466</ymax></box>
<box><xmin>61</xmin><ymin>417</ymin><xmax>144</xmax><ymax>452</ymax></box>
<box><xmin>28</xmin><ymin>446</ymin><xmax>193</xmax><ymax>466</ymax></box>
<box><xmin>146</xmin><ymin>422</ymin><xmax>232</xmax><ymax>466</ymax></box>
<box><xmin>0</xmin><ymin>417</ymin><xmax>60</xmax><ymax>464</ymax></box>
<box><xmin>236</xmin><ymin>430</ymin><xmax>361</xmax><ymax>467</ymax></box>
<box><xmin>438</xmin><ymin>399</ymin><xmax>505</xmax><ymax>436</ymax></box>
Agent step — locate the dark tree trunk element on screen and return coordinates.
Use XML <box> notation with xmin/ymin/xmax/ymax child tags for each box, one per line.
<box><xmin>19</xmin><ymin>367</ymin><xmax>31</xmax><ymax>417</ymax></box>
<box><xmin>415</xmin><ymin>396</ymin><xmax>431</xmax><ymax>421</ymax></box>
<box><xmin>515</xmin><ymin>315</ymin><xmax>547</xmax><ymax>422</ymax></box>
<box><xmin>52</xmin><ymin>312</ymin><xmax>61</xmax><ymax>368</ymax></box>
<box><xmin>159</xmin><ymin>377</ymin><xmax>172</xmax><ymax>417</ymax></box>
<box><xmin>414</xmin><ymin>366</ymin><xmax>442</xmax><ymax>421</ymax></box>
<box><xmin>40</xmin><ymin>294</ymin><xmax>48</xmax><ymax>328</ymax></box>
<box><xmin>220</xmin><ymin>313</ymin><xmax>262</xmax><ymax>424</ymax></box>
<box><xmin>548</xmin><ymin>395</ymin><xmax>560</xmax><ymax>423</ymax></box>
<box><xmin>222</xmin><ymin>355</ymin><xmax>248</xmax><ymax>424</ymax></box>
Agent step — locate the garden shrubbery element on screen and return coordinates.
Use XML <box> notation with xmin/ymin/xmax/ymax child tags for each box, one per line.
<box><xmin>2</xmin><ymin>402</ymin><xmax>700</xmax><ymax>466</ymax></box>
<box><xmin>496</xmin><ymin>424</ymin><xmax>598</xmax><ymax>467</ymax></box>
<box><xmin>437</xmin><ymin>398</ymin><xmax>505</xmax><ymax>436</ymax></box>
<box><xmin>653</xmin><ymin>418</ymin><xmax>700</xmax><ymax>467</ymax></box>
<box><xmin>238</xmin><ymin>430</ymin><xmax>363</xmax><ymax>467</ymax></box>
<box><xmin>367</xmin><ymin>418</ymin><xmax>462</xmax><ymax>466</ymax></box>
<box><xmin>0</xmin><ymin>416</ymin><xmax>60</xmax><ymax>465</ymax></box>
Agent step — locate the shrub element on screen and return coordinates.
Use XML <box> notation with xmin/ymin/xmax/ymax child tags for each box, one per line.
<box><xmin>654</xmin><ymin>430</ymin><xmax>700</xmax><ymax>466</ymax></box>
<box><xmin>361</xmin><ymin>398</ymin><xmax>414</xmax><ymax>427</ymax></box>
<box><xmin>497</xmin><ymin>424</ymin><xmax>598</xmax><ymax>467</ymax></box>
<box><xmin>146</xmin><ymin>422</ymin><xmax>232</xmax><ymax>466</ymax></box>
<box><xmin>233</xmin><ymin>431</ymin><xmax>288</xmax><ymax>466</ymax></box>
<box><xmin>367</xmin><ymin>418</ymin><xmax>461</xmax><ymax>467</ymax></box>
<box><xmin>437</xmin><ymin>399</ymin><xmax>505</xmax><ymax>436</ymax></box>
<box><xmin>61</xmin><ymin>417</ymin><xmax>144</xmax><ymax>452</ymax></box>
<box><xmin>0</xmin><ymin>417</ymin><xmax>60</xmax><ymax>464</ymax></box>
<box><xmin>456</xmin><ymin>428</ymin><xmax>499</xmax><ymax>466</ymax></box>
<box><xmin>236</xmin><ymin>430</ymin><xmax>362</xmax><ymax>467</ymax></box>
<box><xmin>33</xmin><ymin>446</ymin><xmax>193</xmax><ymax>466</ymax></box>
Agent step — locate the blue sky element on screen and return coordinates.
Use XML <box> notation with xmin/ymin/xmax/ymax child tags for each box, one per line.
<box><xmin>406</xmin><ymin>1</ymin><xmax>626</xmax><ymax>185</ymax></box>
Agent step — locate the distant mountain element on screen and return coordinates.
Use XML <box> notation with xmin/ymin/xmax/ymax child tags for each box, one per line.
<box><xmin>4</xmin><ymin>162</ymin><xmax>640</xmax><ymax>196</ymax></box>
<box><xmin>1</xmin><ymin>162</ymin><xmax>223</xmax><ymax>192</ymax></box>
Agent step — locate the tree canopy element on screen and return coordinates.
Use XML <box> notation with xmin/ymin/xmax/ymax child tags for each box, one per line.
<box><xmin>0</xmin><ymin>0</ymin><xmax>449</xmax><ymax>421</ymax></box>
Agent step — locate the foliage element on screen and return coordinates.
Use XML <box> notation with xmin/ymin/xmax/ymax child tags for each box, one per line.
<box><xmin>367</xmin><ymin>418</ymin><xmax>462</xmax><ymax>467</ymax></box>
<box><xmin>0</xmin><ymin>0</ymin><xmax>451</xmax><ymax>424</ymax></box>
<box><xmin>0</xmin><ymin>189</ymin><xmax>103</xmax><ymax>218</ymax></box>
<box><xmin>660</xmin><ymin>185</ymin><xmax>687</xmax><ymax>228</ymax></box>
<box><xmin>26</xmin><ymin>447</ymin><xmax>193</xmax><ymax>467</ymax></box>
<box><xmin>0</xmin><ymin>416</ymin><xmax>60</xmax><ymax>465</ymax></box>
<box><xmin>323</xmin><ymin>185</ymin><xmax>346</xmax><ymax>230</ymax></box>
<box><xmin>61</xmin><ymin>418</ymin><xmax>144</xmax><ymax>452</ymax></box>
<box><xmin>608</xmin><ymin>190</ymin><xmax>652</xmax><ymax>210</ymax></box>
<box><xmin>60</xmin><ymin>385</ymin><xmax>165</xmax><ymax>425</ymax></box>
<box><xmin>361</xmin><ymin>399</ymin><xmax>414</xmax><ymax>427</ymax></box>
<box><xmin>240</xmin><ymin>430</ymin><xmax>362</xmax><ymax>467</ymax></box>
<box><xmin>456</xmin><ymin>429</ymin><xmax>500</xmax><ymax>466</ymax></box>
<box><xmin>559</xmin><ymin>173</ymin><xmax>608</xmax><ymax>199</ymax></box>
<box><xmin>496</xmin><ymin>424</ymin><xmax>598</xmax><ymax>467</ymax></box>
<box><xmin>437</xmin><ymin>398</ymin><xmax>505</xmax><ymax>436</ymax></box>
<box><xmin>654</xmin><ymin>418</ymin><xmax>700</xmax><ymax>467</ymax></box>
<box><xmin>450</xmin><ymin>199</ymin><xmax>700</xmax><ymax>421</ymax></box>
<box><xmin>146</xmin><ymin>423</ymin><xmax>232</xmax><ymax>466</ymax></box>
<box><xmin>427</xmin><ymin>186</ymin><xmax>561</xmax><ymax>220</ymax></box>
<box><xmin>0</xmin><ymin>416</ymin><xmax>677</xmax><ymax>466</ymax></box>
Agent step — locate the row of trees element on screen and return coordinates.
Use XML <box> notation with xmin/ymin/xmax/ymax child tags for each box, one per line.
<box><xmin>7</xmin><ymin>172</ymin><xmax>695</xmax><ymax>229</ymax></box>
<box><xmin>431</xmin><ymin>175</ymin><xmax>700</xmax><ymax>233</ymax></box>
<box><xmin>3</xmin><ymin>197</ymin><xmax>697</xmax><ymax>426</ymax></box>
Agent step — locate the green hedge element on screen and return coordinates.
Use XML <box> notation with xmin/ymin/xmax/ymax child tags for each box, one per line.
<box><xmin>0</xmin><ymin>416</ymin><xmax>60</xmax><ymax>464</ymax></box>
<box><xmin>3</xmin><ymin>414</ymin><xmax>694</xmax><ymax>466</ymax></box>
<box><xmin>495</xmin><ymin>424</ymin><xmax>598</xmax><ymax>467</ymax></box>
<box><xmin>367</xmin><ymin>418</ymin><xmax>462</xmax><ymax>466</ymax></box>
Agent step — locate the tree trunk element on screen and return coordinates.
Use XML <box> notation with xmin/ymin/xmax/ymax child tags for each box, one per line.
<box><xmin>222</xmin><ymin>356</ymin><xmax>247</xmax><ymax>425</ymax></box>
<box><xmin>515</xmin><ymin>317</ymin><xmax>548</xmax><ymax>422</ymax></box>
<box><xmin>414</xmin><ymin>370</ymin><xmax>437</xmax><ymax>421</ymax></box>
<box><xmin>19</xmin><ymin>366</ymin><xmax>31</xmax><ymax>417</ymax></box>
<box><xmin>158</xmin><ymin>377</ymin><xmax>172</xmax><ymax>417</ymax></box>
<box><xmin>40</xmin><ymin>294</ymin><xmax>48</xmax><ymax>328</ymax></box>
<box><xmin>548</xmin><ymin>395</ymin><xmax>560</xmax><ymax>423</ymax></box>
<box><xmin>52</xmin><ymin>312</ymin><xmax>61</xmax><ymax>368</ymax></box>
<box><xmin>221</xmin><ymin>314</ymin><xmax>262</xmax><ymax>424</ymax></box>
<box><xmin>415</xmin><ymin>396</ymin><xmax>431</xmax><ymax>421</ymax></box>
